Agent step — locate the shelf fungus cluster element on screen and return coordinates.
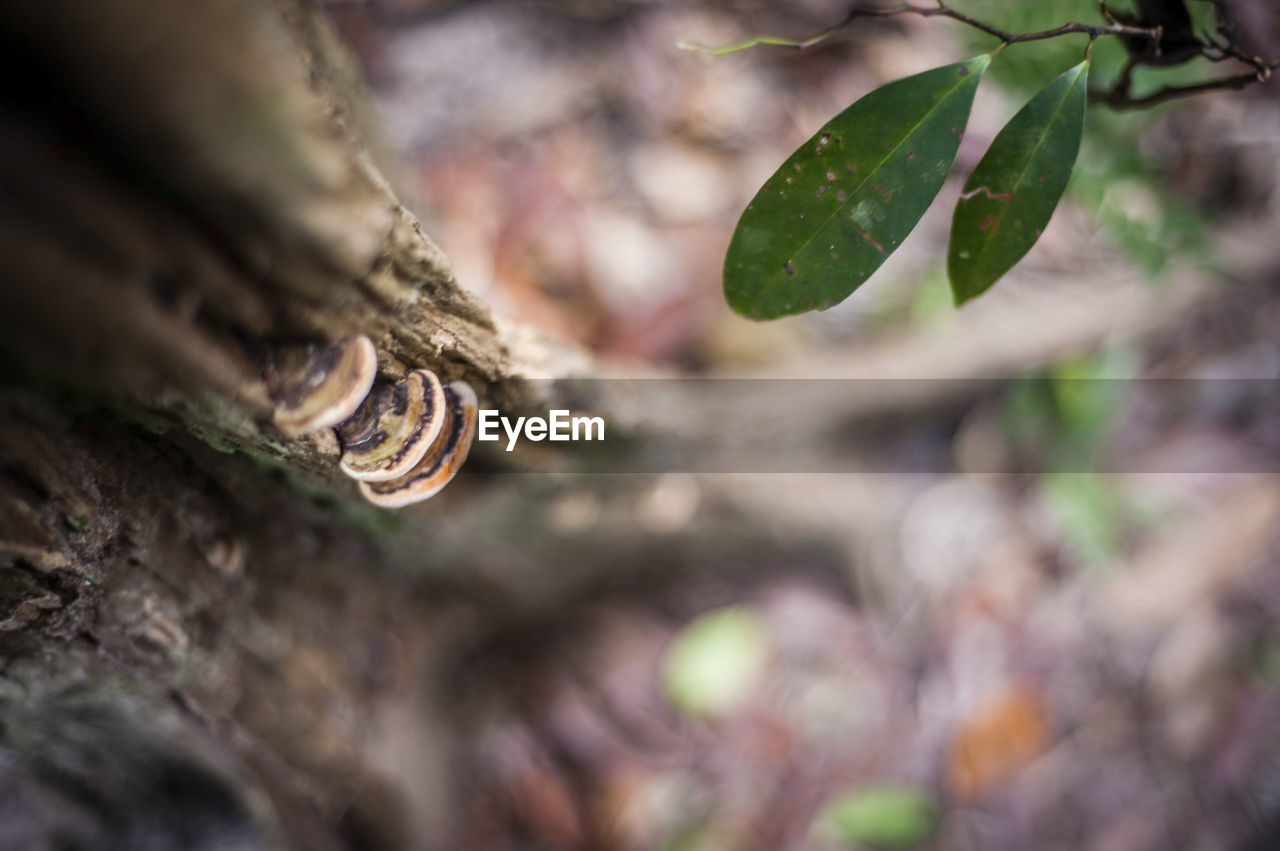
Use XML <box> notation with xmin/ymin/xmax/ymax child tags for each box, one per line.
<box><xmin>267</xmin><ymin>336</ymin><xmax>478</xmax><ymax>507</ymax></box>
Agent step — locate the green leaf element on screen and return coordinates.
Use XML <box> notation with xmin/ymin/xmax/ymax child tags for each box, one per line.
<box><xmin>948</xmin><ymin>60</ymin><xmax>1089</xmax><ymax>303</ymax></box>
<box><xmin>1042</xmin><ymin>472</ymin><xmax>1124</xmax><ymax>569</ymax></box>
<box><xmin>724</xmin><ymin>55</ymin><xmax>991</xmax><ymax>320</ymax></box>
<box><xmin>815</xmin><ymin>785</ymin><xmax>937</xmax><ymax>849</ymax></box>
<box><xmin>662</xmin><ymin>606</ymin><xmax>767</xmax><ymax>717</ymax></box>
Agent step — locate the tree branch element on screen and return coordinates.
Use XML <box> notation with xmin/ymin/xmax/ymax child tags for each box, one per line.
<box><xmin>680</xmin><ymin>1</ymin><xmax>1279</xmax><ymax>109</ymax></box>
<box><xmin>1091</xmin><ymin>60</ymin><xmax>1278</xmax><ymax>109</ymax></box>
<box><xmin>679</xmin><ymin>2</ymin><xmax>1160</xmax><ymax>55</ymax></box>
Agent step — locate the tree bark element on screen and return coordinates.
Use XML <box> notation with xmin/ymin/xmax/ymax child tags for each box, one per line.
<box><xmin>0</xmin><ymin>0</ymin><xmax>587</xmax><ymax>491</ymax></box>
<box><xmin>0</xmin><ymin>1</ymin><xmax>588</xmax><ymax>847</ymax></box>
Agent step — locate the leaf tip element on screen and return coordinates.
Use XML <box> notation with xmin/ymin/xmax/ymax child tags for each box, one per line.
<box><xmin>947</xmin><ymin>254</ymin><xmax>988</xmax><ymax>307</ymax></box>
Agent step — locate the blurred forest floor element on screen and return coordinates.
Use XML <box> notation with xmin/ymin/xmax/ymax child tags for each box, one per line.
<box><xmin>327</xmin><ymin>1</ymin><xmax>1279</xmax><ymax>849</ymax></box>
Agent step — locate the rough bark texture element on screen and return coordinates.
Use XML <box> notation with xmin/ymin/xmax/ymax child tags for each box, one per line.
<box><xmin>0</xmin><ymin>383</ymin><xmax>514</xmax><ymax>848</ymax></box>
<box><xmin>0</xmin><ymin>0</ymin><xmax>587</xmax><ymax>492</ymax></box>
<box><xmin>0</xmin><ymin>1</ymin><xmax>588</xmax><ymax>847</ymax></box>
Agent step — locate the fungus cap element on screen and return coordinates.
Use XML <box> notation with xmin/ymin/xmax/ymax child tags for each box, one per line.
<box><xmin>337</xmin><ymin>369</ymin><xmax>447</xmax><ymax>482</ymax></box>
<box><xmin>270</xmin><ymin>336</ymin><xmax>377</xmax><ymax>436</ymax></box>
<box><xmin>359</xmin><ymin>381</ymin><xmax>478</xmax><ymax>508</ymax></box>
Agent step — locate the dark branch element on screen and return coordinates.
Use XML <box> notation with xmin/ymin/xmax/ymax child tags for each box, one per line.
<box><xmin>884</xmin><ymin>3</ymin><xmax>1159</xmax><ymax>46</ymax></box>
<box><xmin>681</xmin><ymin>0</ymin><xmax>1278</xmax><ymax>110</ymax></box>
<box><xmin>1091</xmin><ymin>60</ymin><xmax>1279</xmax><ymax>109</ymax></box>
<box><xmin>680</xmin><ymin>2</ymin><xmax>1160</xmax><ymax>55</ymax></box>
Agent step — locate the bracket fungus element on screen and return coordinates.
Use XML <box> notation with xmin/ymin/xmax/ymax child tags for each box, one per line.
<box><xmin>336</xmin><ymin>369</ymin><xmax>447</xmax><ymax>481</ymax></box>
<box><xmin>269</xmin><ymin>336</ymin><xmax>378</xmax><ymax>436</ymax></box>
<box><xmin>358</xmin><ymin>381</ymin><xmax>478</xmax><ymax>508</ymax></box>
<box><xmin>267</xmin><ymin>335</ymin><xmax>476</xmax><ymax>506</ymax></box>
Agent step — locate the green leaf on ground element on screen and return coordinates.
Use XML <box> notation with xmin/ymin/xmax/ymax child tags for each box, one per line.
<box><xmin>724</xmin><ymin>55</ymin><xmax>991</xmax><ymax>320</ymax></box>
<box><xmin>1043</xmin><ymin>472</ymin><xmax>1124</xmax><ymax>569</ymax></box>
<box><xmin>949</xmin><ymin>60</ymin><xmax>1089</xmax><ymax>303</ymax></box>
<box><xmin>815</xmin><ymin>785</ymin><xmax>937</xmax><ymax>849</ymax></box>
<box><xmin>662</xmin><ymin>606</ymin><xmax>767</xmax><ymax>717</ymax></box>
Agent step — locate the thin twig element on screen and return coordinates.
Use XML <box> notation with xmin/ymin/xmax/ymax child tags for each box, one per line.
<box><xmin>903</xmin><ymin>2</ymin><xmax>1158</xmax><ymax>45</ymax></box>
<box><xmin>679</xmin><ymin>0</ymin><xmax>1280</xmax><ymax>110</ymax></box>
<box><xmin>679</xmin><ymin>2</ymin><xmax>1160</xmax><ymax>55</ymax></box>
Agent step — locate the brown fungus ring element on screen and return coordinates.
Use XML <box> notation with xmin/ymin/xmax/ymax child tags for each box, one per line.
<box><xmin>337</xmin><ymin>369</ymin><xmax>447</xmax><ymax>482</ymax></box>
<box><xmin>269</xmin><ymin>335</ymin><xmax>378</xmax><ymax>436</ymax></box>
<box><xmin>357</xmin><ymin>381</ymin><xmax>478</xmax><ymax>508</ymax></box>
